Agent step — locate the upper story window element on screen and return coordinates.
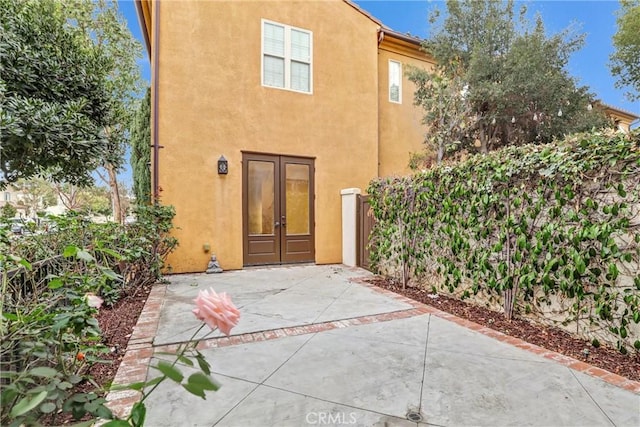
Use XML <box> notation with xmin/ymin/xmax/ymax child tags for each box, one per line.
<box><xmin>389</xmin><ymin>60</ymin><xmax>402</xmax><ymax>103</ymax></box>
<box><xmin>4</xmin><ymin>192</ymin><xmax>10</xmax><ymax>202</ymax></box>
<box><xmin>262</xmin><ymin>19</ymin><xmax>312</xmax><ymax>94</ymax></box>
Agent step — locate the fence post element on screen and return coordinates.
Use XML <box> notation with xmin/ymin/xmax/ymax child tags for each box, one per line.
<box><xmin>341</xmin><ymin>188</ymin><xmax>361</xmax><ymax>267</ymax></box>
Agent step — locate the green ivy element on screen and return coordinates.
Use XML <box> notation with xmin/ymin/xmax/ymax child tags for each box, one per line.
<box><xmin>368</xmin><ymin>130</ymin><xmax>640</xmax><ymax>354</ymax></box>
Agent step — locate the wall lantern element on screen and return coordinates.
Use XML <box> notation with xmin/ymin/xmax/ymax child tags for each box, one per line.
<box><xmin>217</xmin><ymin>155</ymin><xmax>228</xmax><ymax>175</ymax></box>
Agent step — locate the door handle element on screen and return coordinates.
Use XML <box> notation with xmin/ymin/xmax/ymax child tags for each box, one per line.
<box><xmin>275</xmin><ymin>221</ymin><xmax>280</xmax><ymax>227</ymax></box>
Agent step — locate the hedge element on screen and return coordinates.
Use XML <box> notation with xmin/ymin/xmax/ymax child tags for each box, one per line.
<box><xmin>368</xmin><ymin>130</ymin><xmax>640</xmax><ymax>354</ymax></box>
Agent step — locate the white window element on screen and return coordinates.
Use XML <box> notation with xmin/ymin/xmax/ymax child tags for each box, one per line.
<box><xmin>4</xmin><ymin>192</ymin><xmax>10</xmax><ymax>202</ymax></box>
<box><xmin>389</xmin><ymin>60</ymin><xmax>402</xmax><ymax>103</ymax></box>
<box><xmin>262</xmin><ymin>20</ymin><xmax>312</xmax><ymax>94</ymax></box>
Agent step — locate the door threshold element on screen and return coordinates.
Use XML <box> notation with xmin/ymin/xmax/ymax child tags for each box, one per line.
<box><xmin>242</xmin><ymin>262</ymin><xmax>316</xmax><ymax>270</ymax></box>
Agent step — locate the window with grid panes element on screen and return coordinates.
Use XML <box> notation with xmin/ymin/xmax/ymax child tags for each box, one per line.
<box><xmin>262</xmin><ymin>20</ymin><xmax>312</xmax><ymax>93</ymax></box>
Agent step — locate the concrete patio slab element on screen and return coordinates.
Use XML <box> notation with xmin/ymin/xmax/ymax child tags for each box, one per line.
<box><xmin>128</xmin><ymin>265</ymin><xmax>639</xmax><ymax>427</ymax></box>
<box><xmin>215</xmin><ymin>385</ymin><xmax>419</xmax><ymax>427</ymax></box>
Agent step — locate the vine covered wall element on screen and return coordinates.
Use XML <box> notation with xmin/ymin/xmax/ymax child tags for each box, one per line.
<box><xmin>368</xmin><ymin>130</ymin><xmax>640</xmax><ymax>354</ymax></box>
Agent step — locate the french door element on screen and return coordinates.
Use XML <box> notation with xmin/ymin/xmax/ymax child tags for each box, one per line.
<box><xmin>242</xmin><ymin>153</ymin><xmax>315</xmax><ymax>265</ymax></box>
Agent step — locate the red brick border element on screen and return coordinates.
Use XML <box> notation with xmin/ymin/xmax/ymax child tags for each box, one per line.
<box><xmin>104</xmin><ymin>284</ymin><xmax>167</xmax><ymax>418</ymax></box>
<box><xmin>153</xmin><ymin>307</ymin><xmax>431</xmax><ymax>354</ymax></box>
<box><xmin>105</xmin><ymin>274</ymin><xmax>639</xmax><ymax>422</ymax></box>
<box><xmin>356</xmin><ymin>277</ymin><xmax>640</xmax><ymax>395</ymax></box>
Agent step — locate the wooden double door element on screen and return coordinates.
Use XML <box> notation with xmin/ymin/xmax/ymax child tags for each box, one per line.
<box><xmin>242</xmin><ymin>153</ymin><xmax>315</xmax><ymax>266</ymax></box>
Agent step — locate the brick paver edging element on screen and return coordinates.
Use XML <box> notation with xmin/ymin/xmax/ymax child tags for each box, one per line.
<box><xmin>104</xmin><ymin>274</ymin><xmax>638</xmax><ymax>422</ymax></box>
<box><xmin>353</xmin><ymin>277</ymin><xmax>640</xmax><ymax>395</ymax></box>
<box><xmin>104</xmin><ymin>284</ymin><xmax>167</xmax><ymax>419</ymax></box>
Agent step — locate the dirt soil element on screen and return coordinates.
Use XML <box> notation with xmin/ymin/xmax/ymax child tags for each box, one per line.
<box><xmin>365</xmin><ymin>276</ymin><xmax>640</xmax><ymax>382</ymax></box>
<box><xmin>89</xmin><ymin>285</ymin><xmax>153</xmax><ymax>386</ymax></box>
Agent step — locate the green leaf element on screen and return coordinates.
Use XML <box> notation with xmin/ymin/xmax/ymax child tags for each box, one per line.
<box><xmin>76</xmin><ymin>249</ymin><xmax>94</xmax><ymax>262</ymax></box>
<box><xmin>18</xmin><ymin>258</ymin><xmax>32</xmax><ymax>270</ymax></box>
<box><xmin>187</xmin><ymin>372</ymin><xmax>220</xmax><ymax>391</ymax></box>
<box><xmin>177</xmin><ymin>355</ymin><xmax>194</xmax><ymax>367</ymax></box>
<box><xmin>195</xmin><ymin>353</ymin><xmax>211</xmax><ymax>376</ymax></box>
<box><xmin>29</xmin><ymin>366</ymin><xmax>59</xmax><ymax>378</ymax></box>
<box><xmin>10</xmin><ymin>390</ymin><xmax>48</xmax><ymax>417</ymax></box>
<box><xmin>40</xmin><ymin>401</ymin><xmax>57</xmax><ymax>413</ymax></box>
<box><xmin>63</xmin><ymin>245</ymin><xmax>79</xmax><ymax>257</ymax></box>
<box><xmin>102</xmin><ymin>421</ymin><xmax>132</xmax><ymax>427</ymax></box>
<box><xmin>182</xmin><ymin>383</ymin><xmax>206</xmax><ymax>399</ymax></box>
<box><xmin>48</xmin><ymin>277</ymin><xmax>64</xmax><ymax>289</ymax></box>
<box><xmin>154</xmin><ymin>361</ymin><xmax>183</xmax><ymax>383</ymax></box>
<box><xmin>2</xmin><ymin>312</ymin><xmax>18</xmax><ymax>321</ymax></box>
<box><xmin>99</xmin><ymin>266</ymin><xmax>120</xmax><ymax>280</ymax></box>
<box><xmin>130</xmin><ymin>402</ymin><xmax>146</xmax><ymax>427</ymax></box>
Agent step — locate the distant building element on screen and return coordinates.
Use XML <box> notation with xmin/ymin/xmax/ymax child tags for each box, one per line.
<box><xmin>599</xmin><ymin>103</ymin><xmax>639</xmax><ymax>133</ymax></box>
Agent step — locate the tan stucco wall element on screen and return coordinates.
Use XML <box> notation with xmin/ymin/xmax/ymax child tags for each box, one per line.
<box><xmin>155</xmin><ymin>0</ymin><xmax>380</xmax><ymax>272</ymax></box>
<box><xmin>377</xmin><ymin>38</ymin><xmax>434</xmax><ymax>177</ymax></box>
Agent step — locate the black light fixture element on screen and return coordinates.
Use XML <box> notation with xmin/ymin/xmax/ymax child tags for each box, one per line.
<box><xmin>217</xmin><ymin>155</ymin><xmax>228</xmax><ymax>175</ymax></box>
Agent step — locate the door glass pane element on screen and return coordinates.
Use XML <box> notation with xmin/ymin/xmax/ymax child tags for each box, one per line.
<box><xmin>248</xmin><ymin>161</ymin><xmax>275</xmax><ymax>235</ymax></box>
<box><xmin>285</xmin><ymin>163</ymin><xmax>309</xmax><ymax>235</ymax></box>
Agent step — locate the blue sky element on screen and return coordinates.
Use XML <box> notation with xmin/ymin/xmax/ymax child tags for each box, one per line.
<box><xmin>116</xmin><ymin>0</ymin><xmax>638</xmax><ymax>185</ymax></box>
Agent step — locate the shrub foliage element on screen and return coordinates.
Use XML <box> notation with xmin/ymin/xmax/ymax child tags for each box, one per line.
<box><xmin>368</xmin><ymin>130</ymin><xmax>640</xmax><ymax>353</ymax></box>
<box><xmin>0</xmin><ymin>205</ymin><xmax>178</xmax><ymax>425</ymax></box>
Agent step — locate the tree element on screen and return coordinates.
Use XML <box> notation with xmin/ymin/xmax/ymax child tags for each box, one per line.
<box><xmin>1</xmin><ymin>203</ymin><xmax>17</xmax><ymax>220</ymax></box>
<box><xmin>67</xmin><ymin>0</ymin><xmax>144</xmax><ymax>223</ymax></box>
<box><xmin>411</xmin><ymin>0</ymin><xmax>609</xmax><ymax>162</ymax></box>
<box><xmin>408</xmin><ymin>70</ymin><xmax>474</xmax><ymax>163</ymax></box>
<box><xmin>0</xmin><ymin>0</ymin><xmax>111</xmax><ymax>187</ymax></box>
<box><xmin>52</xmin><ymin>183</ymin><xmax>111</xmax><ymax>216</ymax></box>
<box><xmin>78</xmin><ymin>185</ymin><xmax>111</xmax><ymax>216</ymax></box>
<box><xmin>13</xmin><ymin>179</ymin><xmax>57</xmax><ymax>218</ymax></box>
<box><xmin>130</xmin><ymin>88</ymin><xmax>152</xmax><ymax>204</ymax></box>
<box><xmin>610</xmin><ymin>0</ymin><xmax>640</xmax><ymax>101</ymax></box>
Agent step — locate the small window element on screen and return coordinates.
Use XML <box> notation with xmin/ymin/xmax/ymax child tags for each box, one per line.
<box><xmin>4</xmin><ymin>192</ymin><xmax>10</xmax><ymax>202</ymax></box>
<box><xmin>262</xmin><ymin>20</ymin><xmax>312</xmax><ymax>94</ymax></box>
<box><xmin>389</xmin><ymin>60</ymin><xmax>402</xmax><ymax>103</ymax></box>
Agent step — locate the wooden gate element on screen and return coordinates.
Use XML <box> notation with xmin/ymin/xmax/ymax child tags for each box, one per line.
<box><xmin>356</xmin><ymin>194</ymin><xmax>375</xmax><ymax>270</ymax></box>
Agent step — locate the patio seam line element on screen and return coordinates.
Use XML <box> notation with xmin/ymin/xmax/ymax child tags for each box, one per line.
<box><xmin>417</xmin><ymin>314</ymin><xmax>432</xmax><ymax>416</ymax></box>
<box><xmin>353</xmin><ymin>277</ymin><xmax>640</xmax><ymax>395</ymax></box>
<box><xmin>214</xmin><ymin>333</ymin><xmax>320</xmax><ymax>426</ymax></box>
<box><xmin>254</xmin><ymin>382</ymin><xmax>428</xmax><ymax>426</ymax></box>
<box><xmin>567</xmin><ymin>368</ymin><xmax>616</xmax><ymax>427</ymax></box>
<box><xmin>309</xmin><ymin>280</ymin><xmax>355</xmax><ymax>324</ymax></box>
<box><xmin>211</xmin><ymin>381</ymin><xmax>261</xmax><ymax>427</ymax></box>
<box><xmin>104</xmin><ymin>273</ymin><xmax>640</xmax><ymax>422</ymax></box>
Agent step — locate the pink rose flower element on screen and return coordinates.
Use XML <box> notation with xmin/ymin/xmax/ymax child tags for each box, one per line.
<box><xmin>85</xmin><ymin>293</ymin><xmax>104</xmax><ymax>309</ymax></box>
<box><xmin>192</xmin><ymin>288</ymin><xmax>240</xmax><ymax>336</ymax></box>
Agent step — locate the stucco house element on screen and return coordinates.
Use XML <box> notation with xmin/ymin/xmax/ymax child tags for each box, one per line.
<box><xmin>134</xmin><ymin>0</ymin><xmax>638</xmax><ymax>273</ymax></box>
<box><xmin>134</xmin><ymin>0</ymin><xmax>435</xmax><ymax>272</ymax></box>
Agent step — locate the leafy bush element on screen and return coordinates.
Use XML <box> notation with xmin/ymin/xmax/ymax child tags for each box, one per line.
<box><xmin>1</xmin><ymin>204</ymin><xmax>178</xmax><ymax>424</ymax></box>
<box><xmin>9</xmin><ymin>204</ymin><xmax>178</xmax><ymax>305</ymax></box>
<box><xmin>368</xmin><ymin>130</ymin><xmax>640</xmax><ymax>353</ymax></box>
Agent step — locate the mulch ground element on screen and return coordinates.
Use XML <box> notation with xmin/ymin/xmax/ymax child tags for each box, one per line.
<box><xmin>50</xmin><ymin>285</ymin><xmax>152</xmax><ymax>425</ymax></box>
<box><xmin>89</xmin><ymin>284</ymin><xmax>153</xmax><ymax>386</ymax></box>
<box><xmin>365</xmin><ymin>276</ymin><xmax>640</xmax><ymax>382</ymax></box>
